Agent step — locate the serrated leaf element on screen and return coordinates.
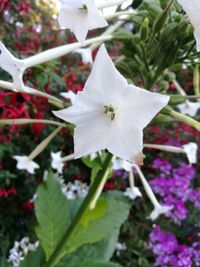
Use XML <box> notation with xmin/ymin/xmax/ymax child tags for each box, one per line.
<box><xmin>35</xmin><ymin>172</ymin><xmax>70</xmax><ymax>260</ymax></box>
<box><xmin>20</xmin><ymin>246</ymin><xmax>45</xmax><ymax>267</ymax></box>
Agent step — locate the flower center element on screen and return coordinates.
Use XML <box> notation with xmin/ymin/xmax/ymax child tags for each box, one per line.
<box><xmin>79</xmin><ymin>4</ymin><xmax>88</xmax><ymax>13</ymax></box>
<box><xmin>104</xmin><ymin>105</ymin><xmax>117</xmax><ymax>121</ymax></box>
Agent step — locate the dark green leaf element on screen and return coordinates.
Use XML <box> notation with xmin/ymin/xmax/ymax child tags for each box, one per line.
<box><xmin>35</xmin><ymin>172</ymin><xmax>70</xmax><ymax>260</ymax></box>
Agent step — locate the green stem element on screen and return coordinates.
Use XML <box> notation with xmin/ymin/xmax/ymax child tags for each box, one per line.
<box><xmin>43</xmin><ymin>152</ymin><xmax>114</xmax><ymax>267</ymax></box>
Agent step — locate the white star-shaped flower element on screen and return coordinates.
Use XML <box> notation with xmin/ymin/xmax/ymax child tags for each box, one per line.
<box><xmin>51</xmin><ymin>151</ymin><xmax>64</xmax><ymax>173</ymax></box>
<box><xmin>148</xmin><ymin>204</ymin><xmax>173</xmax><ymax>221</ymax></box>
<box><xmin>0</xmin><ymin>41</ymin><xmax>25</xmax><ymax>91</ymax></box>
<box><xmin>75</xmin><ymin>48</ymin><xmax>93</xmax><ymax>64</ymax></box>
<box><xmin>13</xmin><ymin>156</ymin><xmax>39</xmax><ymax>174</ymax></box>
<box><xmin>53</xmin><ymin>44</ymin><xmax>169</xmax><ymax>162</ymax></box>
<box><xmin>124</xmin><ymin>186</ymin><xmax>142</xmax><ymax>200</ymax></box>
<box><xmin>60</xmin><ymin>91</ymin><xmax>76</xmax><ymax>104</ymax></box>
<box><xmin>177</xmin><ymin>0</ymin><xmax>200</xmax><ymax>51</ymax></box>
<box><xmin>58</xmin><ymin>0</ymin><xmax>108</xmax><ymax>44</ymax></box>
<box><xmin>182</xmin><ymin>142</ymin><xmax>198</xmax><ymax>164</ymax></box>
<box><xmin>113</xmin><ymin>158</ymin><xmax>133</xmax><ymax>172</ymax></box>
<box><xmin>177</xmin><ymin>100</ymin><xmax>200</xmax><ymax>117</ymax></box>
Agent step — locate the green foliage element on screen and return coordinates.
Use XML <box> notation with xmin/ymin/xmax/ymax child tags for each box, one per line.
<box><xmin>57</xmin><ymin>260</ymin><xmax>122</xmax><ymax>267</ymax></box>
<box><xmin>35</xmin><ymin>172</ymin><xmax>70</xmax><ymax>260</ymax></box>
<box><xmin>63</xmin><ymin>195</ymin><xmax>130</xmax><ymax>255</ymax></box>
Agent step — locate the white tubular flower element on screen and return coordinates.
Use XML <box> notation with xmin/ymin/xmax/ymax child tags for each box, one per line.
<box><xmin>177</xmin><ymin>101</ymin><xmax>200</xmax><ymax>117</ymax></box>
<box><xmin>75</xmin><ymin>48</ymin><xmax>93</xmax><ymax>64</ymax></box>
<box><xmin>124</xmin><ymin>186</ymin><xmax>142</xmax><ymax>200</ymax></box>
<box><xmin>51</xmin><ymin>151</ymin><xmax>64</xmax><ymax>174</ymax></box>
<box><xmin>149</xmin><ymin>204</ymin><xmax>173</xmax><ymax>221</ymax></box>
<box><xmin>182</xmin><ymin>142</ymin><xmax>198</xmax><ymax>164</ymax></box>
<box><xmin>134</xmin><ymin>164</ymin><xmax>172</xmax><ymax>221</ymax></box>
<box><xmin>60</xmin><ymin>91</ymin><xmax>76</xmax><ymax>104</ymax></box>
<box><xmin>13</xmin><ymin>156</ymin><xmax>39</xmax><ymax>174</ymax></box>
<box><xmin>177</xmin><ymin>0</ymin><xmax>200</xmax><ymax>51</ymax></box>
<box><xmin>58</xmin><ymin>0</ymin><xmax>108</xmax><ymax>44</ymax></box>
<box><xmin>0</xmin><ymin>41</ymin><xmax>25</xmax><ymax>91</ymax></box>
<box><xmin>113</xmin><ymin>158</ymin><xmax>133</xmax><ymax>172</ymax></box>
<box><xmin>53</xmin><ymin>44</ymin><xmax>169</xmax><ymax>163</ymax></box>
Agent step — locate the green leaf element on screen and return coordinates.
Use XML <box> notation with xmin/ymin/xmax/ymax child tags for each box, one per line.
<box><xmin>35</xmin><ymin>172</ymin><xmax>70</xmax><ymax>260</ymax></box>
<box><xmin>68</xmin><ymin>261</ymin><xmax>122</xmax><ymax>267</ymax></box>
<box><xmin>63</xmin><ymin>194</ymin><xmax>130</xmax><ymax>254</ymax></box>
<box><xmin>20</xmin><ymin>246</ymin><xmax>45</xmax><ymax>267</ymax></box>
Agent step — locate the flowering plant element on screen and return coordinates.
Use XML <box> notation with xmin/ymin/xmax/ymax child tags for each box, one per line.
<box><xmin>0</xmin><ymin>0</ymin><xmax>200</xmax><ymax>267</ymax></box>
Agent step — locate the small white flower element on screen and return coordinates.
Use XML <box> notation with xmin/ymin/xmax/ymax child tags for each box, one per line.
<box><xmin>51</xmin><ymin>151</ymin><xmax>64</xmax><ymax>174</ymax></box>
<box><xmin>149</xmin><ymin>204</ymin><xmax>173</xmax><ymax>221</ymax></box>
<box><xmin>113</xmin><ymin>158</ymin><xmax>133</xmax><ymax>172</ymax></box>
<box><xmin>177</xmin><ymin>0</ymin><xmax>200</xmax><ymax>51</ymax></box>
<box><xmin>60</xmin><ymin>91</ymin><xmax>77</xmax><ymax>104</ymax></box>
<box><xmin>124</xmin><ymin>186</ymin><xmax>142</xmax><ymax>200</ymax></box>
<box><xmin>58</xmin><ymin>0</ymin><xmax>108</xmax><ymax>44</ymax></box>
<box><xmin>177</xmin><ymin>100</ymin><xmax>200</xmax><ymax>117</ymax></box>
<box><xmin>75</xmin><ymin>48</ymin><xmax>93</xmax><ymax>64</ymax></box>
<box><xmin>0</xmin><ymin>41</ymin><xmax>25</xmax><ymax>91</ymax></box>
<box><xmin>13</xmin><ymin>156</ymin><xmax>39</xmax><ymax>174</ymax></box>
<box><xmin>53</xmin><ymin>44</ymin><xmax>169</xmax><ymax>163</ymax></box>
<box><xmin>115</xmin><ymin>242</ymin><xmax>127</xmax><ymax>256</ymax></box>
<box><xmin>182</xmin><ymin>142</ymin><xmax>198</xmax><ymax>164</ymax></box>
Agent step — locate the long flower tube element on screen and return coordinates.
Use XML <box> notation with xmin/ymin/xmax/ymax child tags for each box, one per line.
<box><xmin>0</xmin><ymin>80</ymin><xmax>64</xmax><ymax>107</ymax></box>
<box><xmin>133</xmin><ymin>164</ymin><xmax>172</xmax><ymax>220</ymax></box>
<box><xmin>22</xmin><ymin>35</ymin><xmax>112</xmax><ymax>68</ymax></box>
<box><xmin>0</xmin><ymin>119</ymin><xmax>66</xmax><ymax>127</ymax></box>
<box><xmin>28</xmin><ymin>126</ymin><xmax>63</xmax><ymax>161</ymax></box>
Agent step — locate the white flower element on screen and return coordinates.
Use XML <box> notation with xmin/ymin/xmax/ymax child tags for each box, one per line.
<box><xmin>177</xmin><ymin>101</ymin><xmax>200</xmax><ymax>117</ymax></box>
<box><xmin>177</xmin><ymin>0</ymin><xmax>200</xmax><ymax>51</ymax></box>
<box><xmin>113</xmin><ymin>158</ymin><xmax>133</xmax><ymax>172</ymax></box>
<box><xmin>124</xmin><ymin>186</ymin><xmax>142</xmax><ymax>200</ymax></box>
<box><xmin>0</xmin><ymin>41</ymin><xmax>25</xmax><ymax>91</ymax></box>
<box><xmin>95</xmin><ymin>0</ymin><xmax>118</xmax><ymax>16</ymax></box>
<box><xmin>13</xmin><ymin>156</ymin><xmax>39</xmax><ymax>174</ymax></box>
<box><xmin>53</xmin><ymin>44</ymin><xmax>169</xmax><ymax>162</ymax></box>
<box><xmin>115</xmin><ymin>242</ymin><xmax>127</xmax><ymax>256</ymax></box>
<box><xmin>75</xmin><ymin>48</ymin><xmax>93</xmax><ymax>64</ymax></box>
<box><xmin>149</xmin><ymin>204</ymin><xmax>173</xmax><ymax>221</ymax></box>
<box><xmin>51</xmin><ymin>151</ymin><xmax>64</xmax><ymax>173</ymax></box>
<box><xmin>182</xmin><ymin>142</ymin><xmax>198</xmax><ymax>164</ymax></box>
<box><xmin>8</xmin><ymin>237</ymin><xmax>39</xmax><ymax>267</ymax></box>
<box><xmin>58</xmin><ymin>0</ymin><xmax>108</xmax><ymax>44</ymax></box>
<box><xmin>60</xmin><ymin>91</ymin><xmax>76</xmax><ymax>104</ymax></box>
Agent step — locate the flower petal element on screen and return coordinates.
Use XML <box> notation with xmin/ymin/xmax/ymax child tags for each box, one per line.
<box><xmin>106</xmin><ymin>120</ymin><xmax>143</xmax><ymax>163</ymax></box>
<box><xmin>84</xmin><ymin>44</ymin><xmax>128</xmax><ymax>104</ymax></box>
<box><xmin>120</xmin><ymin>85</ymin><xmax>170</xmax><ymax>129</ymax></box>
<box><xmin>177</xmin><ymin>0</ymin><xmax>200</xmax><ymax>51</ymax></box>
